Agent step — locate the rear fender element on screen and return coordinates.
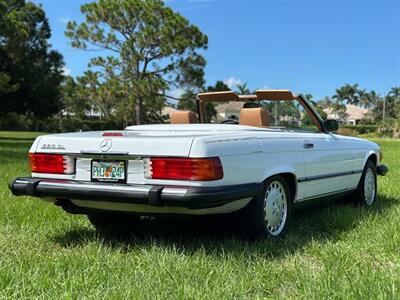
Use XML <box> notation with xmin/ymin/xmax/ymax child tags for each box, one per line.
<box><xmin>262</xmin><ymin>167</ymin><xmax>298</xmax><ymax>200</ymax></box>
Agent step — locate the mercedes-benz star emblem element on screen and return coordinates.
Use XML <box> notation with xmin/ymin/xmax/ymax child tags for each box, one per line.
<box><xmin>100</xmin><ymin>138</ymin><xmax>112</xmax><ymax>152</ymax></box>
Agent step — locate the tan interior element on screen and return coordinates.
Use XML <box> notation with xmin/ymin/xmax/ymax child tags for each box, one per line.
<box><xmin>170</xmin><ymin>111</ymin><xmax>199</xmax><ymax>124</ymax></box>
<box><xmin>239</xmin><ymin>108</ymin><xmax>269</xmax><ymax>127</ymax></box>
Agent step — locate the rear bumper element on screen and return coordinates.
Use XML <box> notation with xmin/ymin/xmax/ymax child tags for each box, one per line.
<box><xmin>9</xmin><ymin>177</ymin><xmax>262</xmax><ymax>210</ymax></box>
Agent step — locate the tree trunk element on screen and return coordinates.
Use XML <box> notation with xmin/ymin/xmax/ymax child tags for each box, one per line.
<box><xmin>135</xmin><ymin>95</ymin><xmax>143</xmax><ymax>125</ymax></box>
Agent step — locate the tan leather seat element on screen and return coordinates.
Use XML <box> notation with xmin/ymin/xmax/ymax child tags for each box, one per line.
<box><xmin>239</xmin><ymin>108</ymin><xmax>269</xmax><ymax>127</ymax></box>
<box><xmin>170</xmin><ymin>111</ymin><xmax>199</xmax><ymax>124</ymax></box>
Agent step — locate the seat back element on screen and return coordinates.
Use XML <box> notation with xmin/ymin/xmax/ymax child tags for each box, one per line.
<box><xmin>239</xmin><ymin>108</ymin><xmax>269</xmax><ymax>127</ymax></box>
<box><xmin>170</xmin><ymin>111</ymin><xmax>199</xmax><ymax>124</ymax></box>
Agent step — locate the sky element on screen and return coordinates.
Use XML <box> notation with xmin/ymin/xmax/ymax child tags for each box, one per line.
<box><xmin>33</xmin><ymin>0</ymin><xmax>400</xmax><ymax>100</ymax></box>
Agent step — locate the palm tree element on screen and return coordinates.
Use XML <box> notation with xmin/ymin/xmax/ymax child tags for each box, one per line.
<box><xmin>389</xmin><ymin>86</ymin><xmax>400</xmax><ymax>98</ymax></box>
<box><xmin>333</xmin><ymin>83</ymin><xmax>359</xmax><ymax>106</ymax></box>
<box><xmin>319</xmin><ymin>96</ymin><xmax>332</xmax><ymax>109</ymax></box>
<box><xmin>387</xmin><ymin>86</ymin><xmax>400</xmax><ymax>118</ymax></box>
<box><xmin>364</xmin><ymin>90</ymin><xmax>379</xmax><ymax>109</ymax></box>
<box><xmin>236</xmin><ymin>83</ymin><xmax>251</xmax><ymax>95</ymax></box>
<box><xmin>303</xmin><ymin>93</ymin><xmax>315</xmax><ymax>103</ymax></box>
<box><xmin>357</xmin><ymin>88</ymin><xmax>368</xmax><ymax>108</ymax></box>
<box><xmin>332</xmin><ymin>86</ymin><xmax>348</xmax><ymax>117</ymax></box>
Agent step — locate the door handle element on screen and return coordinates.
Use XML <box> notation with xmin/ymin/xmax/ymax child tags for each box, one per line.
<box><xmin>303</xmin><ymin>143</ymin><xmax>314</xmax><ymax>149</ymax></box>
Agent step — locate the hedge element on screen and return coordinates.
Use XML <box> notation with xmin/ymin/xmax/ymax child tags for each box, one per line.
<box><xmin>0</xmin><ymin>114</ymin><xmax>124</xmax><ymax>133</ymax></box>
<box><xmin>338</xmin><ymin>125</ymin><xmax>379</xmax><ymax>135</ymax></box>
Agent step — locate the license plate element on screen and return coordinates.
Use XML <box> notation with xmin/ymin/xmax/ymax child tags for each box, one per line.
<box><xmin>91</xmin><ymin>160</ymin><xmax>126</xmax><ymax>183</ymax></box>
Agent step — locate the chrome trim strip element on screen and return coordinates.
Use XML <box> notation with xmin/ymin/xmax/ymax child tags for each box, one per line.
<box><xmin>38</xmin><ymin>180</ymin><xmax>153</xmax><ymax>193</ymax></box>
<box><xmin>297</xmin><ymin>187</ymin><xmax>356</xmax><ymax>202</ymax></box>
<box><xmin>78</xmin><ymin>151</ymin><xmax>140</xmax><ymax>160</ymax></box>
<box><xmin>297</xmin><ymin>169</ymin><xmax>363</xmax><ymax>183</ymax></box>
<box><xmin>32</xmin><ymin>180</ymin><xmax>191</xmax><ymax>198</ymax></box>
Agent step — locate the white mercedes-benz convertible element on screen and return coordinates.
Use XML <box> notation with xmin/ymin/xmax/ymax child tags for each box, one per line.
<box><xmin>9</xmin><ymin>90</ymin><xmax>388</xmax><ymax>238</ymax></box>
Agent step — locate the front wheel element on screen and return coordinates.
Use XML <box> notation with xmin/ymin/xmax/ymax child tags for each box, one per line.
<box><xmin>354</xmin><ymin>159</ymin><xmax>377</xmax><ymax>206</ymax></box>
<box><xmin>240</xmin><ymin>175</ymin><xmax>292</xmax><ymax>238</ymax></box>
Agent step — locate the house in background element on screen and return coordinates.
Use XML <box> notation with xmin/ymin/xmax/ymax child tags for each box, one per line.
<box><xmin>323</xmin><ymin>104</ymin><xmax>370</xmax><ymax>125</ymax></box>
<box><xmin>215</xmin><ymin>102</ymin><xmax>245</xmax><ymax>122</ymax></box>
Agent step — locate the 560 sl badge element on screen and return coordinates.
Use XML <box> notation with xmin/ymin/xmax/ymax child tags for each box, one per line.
<box><xmin>41</xmin><ymin>144</ymin><xmax>66</xmax><ymax>150</ymax></box>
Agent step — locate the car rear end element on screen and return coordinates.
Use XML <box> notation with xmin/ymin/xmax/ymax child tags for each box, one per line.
<box><xmin>9</xmin><ymin>129</ymin><xmax>261</xmax><ymax>216</ymax></box>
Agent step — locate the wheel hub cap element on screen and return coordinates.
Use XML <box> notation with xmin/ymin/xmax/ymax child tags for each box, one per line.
<box><xmin>364</xmin><ymin>168</ymin><xmax>376</xmax><ymax>205</ymax></box>
<box><xmin>264</xmin><ymin>181</ymin><xmax>287</xmax><ymax>236</ymax></box>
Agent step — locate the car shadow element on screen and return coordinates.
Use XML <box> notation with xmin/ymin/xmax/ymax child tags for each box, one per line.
<box><xmin>52</xmin><ymin>194</ymin><xmax>398</xmax><ymax>260</ymax></box>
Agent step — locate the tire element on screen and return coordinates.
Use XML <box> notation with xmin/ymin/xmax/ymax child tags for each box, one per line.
<box><xmin>88</xmin><ymin>214</ymin><xmax>141</xmax><ymax>234</ymax></box>
<box><xmin>354</xmin><ymin>159</ymin><xmax>377</xmax><ymax>207</ymax></box>
<box><xmin>240</xmin><ymin>175</ymin><xmax>292</xmax><ymax>238</ymax></box>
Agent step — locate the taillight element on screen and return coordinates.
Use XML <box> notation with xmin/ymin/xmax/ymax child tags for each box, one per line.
<box><xmin>29</xmin><ymin>153</ymin><xmax>75</xmax><ymax>174</ymax></box>
<box><xmin>145</xmin><ymin>157</ymin><xmax>223</xmax><ymax>181</ymax></box>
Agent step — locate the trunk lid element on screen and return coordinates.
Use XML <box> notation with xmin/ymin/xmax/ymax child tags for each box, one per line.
<box><xmin>33</xmin><ymin>130</ymin><xmax>195</xmax><ymax>157</ymax></box>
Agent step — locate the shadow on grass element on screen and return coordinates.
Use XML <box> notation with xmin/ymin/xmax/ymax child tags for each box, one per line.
<box><xmin>52</xmin><ymin>194</ymin><xmax>398</xmax><ymax>259</ymax></box>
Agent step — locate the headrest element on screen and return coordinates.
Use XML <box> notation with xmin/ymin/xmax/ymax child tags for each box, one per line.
<box><xmin>170</xmin><ymin>111</ymin><xmax>199</xmax><ymax>124</ymax></box>
<box><xmin>239</xmin><ymin>108</ymin><xmax>269</xmax><ymax>127</ymax></box>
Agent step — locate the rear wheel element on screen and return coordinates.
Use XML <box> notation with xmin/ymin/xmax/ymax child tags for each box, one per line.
<box><xmin>354</xmin><ymin>159</ymin><xmax>377</xmax><ymax>206</ymax></box>
<box><xmin>88</xmin><ymin>214</ymin><xmax>141</xmax><ymax>234</ymax></box>
<box><xmin>240</xmin><ymin>175</ymin><xmax>292</xmax><ymax>238</ymax></box>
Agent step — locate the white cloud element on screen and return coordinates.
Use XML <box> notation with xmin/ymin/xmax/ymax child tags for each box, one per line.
<box><xmin>223</xmin><ymin>77</ymin><xmax>242</xmax><ymax>89</ymax></box>
<box><xmin>62</xmin><ymin>66</ymin><xmax>71</xmax><ymax>76</ymax></box>
<box><xmin>57</xmin><ymin>16</ymin><xmax>70</xmax><ymax>24</ymax></box>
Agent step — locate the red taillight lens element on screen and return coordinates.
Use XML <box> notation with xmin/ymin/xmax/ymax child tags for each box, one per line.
<box><xmin>29</xmin><ymin>153</ymin><xmax>75</xmax><ymax>174</ymax></box>
<box><xmin>146</xmin><ymin>157</ymin><xmax>223</xmax><ymax>181</ymax></box>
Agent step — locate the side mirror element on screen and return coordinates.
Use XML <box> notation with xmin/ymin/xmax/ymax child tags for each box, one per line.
<box><xmin>323</xmin><ymin>119</ymin><xmax>339</xmax><ymax>132</ymax></box>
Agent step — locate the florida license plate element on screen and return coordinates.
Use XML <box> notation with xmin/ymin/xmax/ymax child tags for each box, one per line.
<box><xmin>91</xmin><ymin>160</ymin><xmax>126</xmax><ymax>183</ymax></box>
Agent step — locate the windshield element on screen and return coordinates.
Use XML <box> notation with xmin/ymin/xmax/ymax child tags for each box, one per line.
<box><xmin>217</xmin><ymin>99</ymin><xmax>321</xmax><ymax>131</ymax></box>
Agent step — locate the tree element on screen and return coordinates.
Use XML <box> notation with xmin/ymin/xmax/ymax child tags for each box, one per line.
<box><xmin>301</xmin><ymin>106</ymin><xmax>327</xmax><ymax>126</ymax></box>
<box><xmin>381</xmin><ymin>86</ymin><xmax>400</xmax><ymax>120</ymax></box>
<box><xmin>0</xmin><ymin>0</ymin><xmax>64</xmax><ymax>119</ymax></box>
<box><xmin>66</xmin><ymin>0</ymin><xmax>208</xmax><ymax>125</ymax></box>
<box><xmin>389</xmin><ymin>87</ymin><xmax>400</xmax><ymax>118</ymax></box>
<box><xmin>389</xmin><ymin>86</ymin><xmax>400</xmax><ymax>99</ymax></box>
<box><xmin>236</xmin><ymin>82</ymin><xmax>251</xmax><ymax>94</ymax></box>
<box><xmin>77</xmin><ymin>70</ymin><xmax>126</xmax><ymax>121</ymax></box>
<box><xmin>206</xmin><ymin>80</ymin><xmax>230</xmax><ymax>93</ymax></box>
<box><xmin>60</xmin><ymin>76</ymin><xmax>90</xmax><ymax>119</ymax></box>
<box><xmin>333</xmin><ymin>83</ymin><xmax>360</xmax><ymax>106</ymax></box>
<box><xmin>318</xmin><ymin>96</ymin><xmax>333</xmax><ymax>109</ymax></box>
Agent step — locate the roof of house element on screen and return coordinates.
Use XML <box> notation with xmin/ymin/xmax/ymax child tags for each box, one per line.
<box><xmin>345</xmin><ymin>104</ymin><xmax>369</xmax><ymax>120</ymax></box>
<box><xmin>323</xmin><ymin>104</ymin><xmax>369</xmax><ymax>120</ymax></box>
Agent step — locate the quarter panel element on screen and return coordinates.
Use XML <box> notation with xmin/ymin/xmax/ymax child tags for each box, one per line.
<box><xmin>190</xmin><ymin>137</ymin><xmax>305</xmax><ymax>188</ymax></box>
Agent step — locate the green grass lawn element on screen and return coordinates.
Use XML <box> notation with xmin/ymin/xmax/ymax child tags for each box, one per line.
<box><xmin>0</xmin><ymin>132</ymin><xmax>399</xmax><ymax>299</ymax></box>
